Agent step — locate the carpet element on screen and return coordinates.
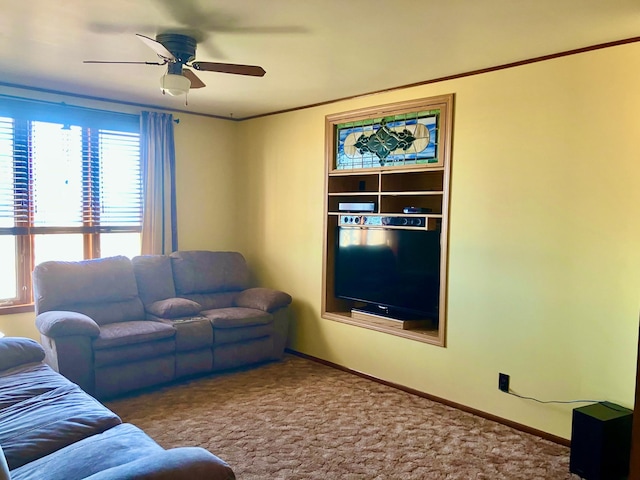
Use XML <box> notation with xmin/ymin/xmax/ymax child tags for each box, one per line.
<box><xmin>106</xmin><ymin>355</ymin><xmax>579</xmax><ymax>479</ymax></box>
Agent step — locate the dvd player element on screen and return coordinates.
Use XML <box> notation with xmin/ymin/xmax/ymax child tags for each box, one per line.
<box><xmin>338</xmin><ymin>202</ymin><xmax>376</xmax><ymax>213</ymax></box>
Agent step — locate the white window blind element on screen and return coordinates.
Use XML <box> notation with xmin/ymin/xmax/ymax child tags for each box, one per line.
<box><xmin>0</xmin><ymin>117</ymin><xmax>15</xmax><ymax>230</ymax></box>
<box><xmin>0</xmin><ymin>97</ymin><xmax>142</xmax><ymax>306</ymax></box>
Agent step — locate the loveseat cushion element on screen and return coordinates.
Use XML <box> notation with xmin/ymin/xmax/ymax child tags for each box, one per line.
<box><xmin>0</xmin><ymin>338</ymin><xmax>44</xmax><ymax>372</ymax></box>
<box><xmin>202</xmin><ymin>307</ymin><xmax>272</xmax><ymax>328</ymax></box>
<box><xmin>33</xmin><ymin>256</ymin><xmax>145</xmax><ymax>325</ymax></box>
<box><xmin>179</xmin><ymin>292</ymin><xmax>238</xmax><ymax>310</ymax></box>
<box><xmin>234</xmin><ymin>287</ymin><xmax>292</xmax><ymax>313</ymax></box>
<box><xmin>131</xmin><ymin>255</ymin><xmax>177</xmax><ymax>306</ymax></box>
<box><xmin>147</xmin><ymin>298</ymin><xmax>202</xmax><ymax>318</ymax></box>
<box><xmin>171</xmin><ymin>251</ymin><xmax>250</xmax><ymax>295</ymax></box>
<box><xmin>0</xmin><ymin>382</ymin><xmax>121</xmax><ymax>469</ymax></box>
<box><xmin>92</xmin><ymin>321</ymin><xmax>176</xmax><ymax>350</ymax></box>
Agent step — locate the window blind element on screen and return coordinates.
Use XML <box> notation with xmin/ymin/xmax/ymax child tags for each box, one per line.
<box><xmin>0</xmin><ymin>117</ymin><xmax>14</xmax><ymax>231</ymax></box>
<box><xmin>0</xmin><ymin>99</ymin><xmax>142</xmax><ymax>307</ymax></box>
<box><xmin>0</xmin><ymin>120</ymin><xmax>141</xmax><ymax>235</ymax></box>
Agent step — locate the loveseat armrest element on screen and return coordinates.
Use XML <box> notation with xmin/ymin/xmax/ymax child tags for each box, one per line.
<box><xmin>0</xmin><ymin>337</ymin><xmax>45</xmax><ymax>372</ymax></box>
<box><xmin>233</xmin><ymin>287</ymin><xmax>292</xmax><ymax>313</ymax></box>
<box><xmin>146</xmin><ymin>297</ymin><xmax>202</xmax><ymax>319</ymax></box>
<box><xmin>36</xmin><ymin>311</ymin><xmax>101</xmax><ymax>338</ymax></box>
<box><xmin>82</xmin><ymin>447</ymin><xmax>235</xmax><ymax>480</ymax></box>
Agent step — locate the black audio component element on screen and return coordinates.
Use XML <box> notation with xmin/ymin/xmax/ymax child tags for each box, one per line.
<box><xmin>339</xmin><ymin>216</ymin><xmax>427</xmax><ymax>227</ymax></box>
<box><xmin>339</xmin><ymin>215</ymin><xmax>381</xmax><ymax>226</ymax></box>
<box><xmin>403</xmin><ymin>207</ymin><xmax>433</xmax><ymax>214</ymax></box>
<box><xmin>338</xmin><ymin>202</ymin><xmax>376</xmax><ymax>213</ymax></box>
<box><xmin>570</xmin><ymin>402</ymin><xmax>633</xmax><ymax>480</ymax></box>
<box><xmin>382</xmin><ymin>216</ymin><xmax>426</xmax><ymax>227</ymax></box>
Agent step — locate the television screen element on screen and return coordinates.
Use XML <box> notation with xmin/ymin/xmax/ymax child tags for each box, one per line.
<box><xmin>335</xmin><ymin>227</ymin><xmax>441</xmax><ymax>320</ymax></box>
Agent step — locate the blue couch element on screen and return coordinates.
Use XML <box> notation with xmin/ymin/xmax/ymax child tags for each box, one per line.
<box><xmin>0</xmin><ymin>337</ymin><xmax>234</xmax><ymax>480</ymax></box>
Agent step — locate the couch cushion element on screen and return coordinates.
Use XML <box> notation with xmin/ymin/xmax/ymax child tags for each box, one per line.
<box><xmin>0</xmin><ymin>338</ymin><xmax>44</xmax><ymax>372</ymax></box>
<box><xmin>171</xmin><ymin>251</ymin><xmax>250</xmax><ymax>295</ymax></box>
<box><xmin>131</xmin><ymin>255</ymin><xmax>177</xmax><ymax>306</ymax></box>
<box><xmin>0</xmin><ymin>383</ymin><xmax>121</xmax><ymax>469</ymax></box>
<box><xmin>10</xmin><ymin>423</ymin><xmax>162</xmax><ymax>480</ymax></box>
<box><xmin>82</xmin><ymin>447</ymin><xmax>235</xmax><ymax>480</ymax></box>
<box><xmin>33</xmin><ymin>256</ymin><xmax>142</xmax><ymax>317</ymax></box>
<box><xmin>67</xmin><ymin>298</ymin><xmax>147</xmax><ymax>326</ymax></box>
<box><xmin>179</xmin><ymin>292</ymin><xmax>237</xmax><ymax>310</ymax></box>
<box><xmin>92</xmin><ymin>321</ymin><xmax>176</xmax><ymax>350</ymax></box>
<box><xmin>147</xmin><ymin>298</ymin><xmax>202</xmax><ymax>318</ymax></box>
<box><xmin>202</xmin><ymin>307</ymin><xmax>272</xmax><ymax>329</ymax></box>
<box><xmin>0</xmin><ymin>364</ymin><xmax>77</xmax><ymax>411</ymax></box>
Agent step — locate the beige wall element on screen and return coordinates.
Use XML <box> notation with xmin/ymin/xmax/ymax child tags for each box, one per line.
<box><xmin>235</xmin><ymin>42</ymin><xmax>640</xmax><ymax>439</ymax></box>
<box><xmin>172</xmin><ymin>114</ymin><xmax>241</xmax><ymax>251</ymax></box>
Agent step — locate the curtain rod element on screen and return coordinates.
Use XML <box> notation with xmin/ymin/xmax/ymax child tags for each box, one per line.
<box><xmin>0</xmin><ymin>92</ymin><xmax>182</xmax><ymax>125</ymax></box>
<box><xmin>0</xmin><ymin>92</ymin><xmax>139</xmax><ymax>121</ymax></box>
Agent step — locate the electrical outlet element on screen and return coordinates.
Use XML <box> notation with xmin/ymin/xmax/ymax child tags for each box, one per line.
<box><xmin>498</xmin><ymin>373</ymin><xmax>510</xmax><ymax>392</ymax></box>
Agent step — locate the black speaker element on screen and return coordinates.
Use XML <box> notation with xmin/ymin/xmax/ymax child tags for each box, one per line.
<box><xmin>570</xmin><ymin>402</ymin><xmax>633</xmax><ymax>480</ymax></box>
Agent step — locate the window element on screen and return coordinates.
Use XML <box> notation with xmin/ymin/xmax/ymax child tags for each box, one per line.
<box><xmin>0</xmin><ymin>98</ymin><xmax>141</xmax><ymax>310</ymax></box>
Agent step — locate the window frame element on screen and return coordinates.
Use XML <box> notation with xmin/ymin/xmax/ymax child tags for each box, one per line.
<box><xmin>0</xmin><ymin>98</ymin><xmax>141</xmax><ymax>313</ymax></box>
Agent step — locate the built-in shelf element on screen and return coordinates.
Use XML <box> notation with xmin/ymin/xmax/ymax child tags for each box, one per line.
<box><xmin>322</xmin><ymin>94</ymin><xmax>454</xmax><ymax>347</ymax></box>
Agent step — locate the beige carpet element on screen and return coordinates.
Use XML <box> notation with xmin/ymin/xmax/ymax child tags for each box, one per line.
<box><xmin>106</xmin><ymin>355</ymin><xmax>579</xmax><ymax>479</ymax></box>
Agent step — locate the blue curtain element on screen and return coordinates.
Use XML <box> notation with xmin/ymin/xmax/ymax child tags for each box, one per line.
<box><xmin>140</xmin><ymin>111</ymin><xmax>178</xmax><ymax>254</ymax></box>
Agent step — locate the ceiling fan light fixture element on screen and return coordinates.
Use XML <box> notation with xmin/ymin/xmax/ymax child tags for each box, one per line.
<box><xmin>160</xmin><ymin>73</ymin><xmax>191</xmax><ymax>96</ymax></box>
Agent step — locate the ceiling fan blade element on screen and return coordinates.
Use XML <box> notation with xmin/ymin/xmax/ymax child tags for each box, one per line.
<box><xmin>191</xmin><ymin>62</ymin><xmax>266</xmax><ymax>77</ymax></box>
<box><xmin>83</xmin><ymin>60</ymin><xmax>166</xmax><ymax>65</ymax></box>
<box><xmin>136</xmin><ymin>34</ymin><xmax>176</xmax><ymax>62</ymax></box>
<box><xmin>182</xmin><ymin>68</ymin><xmax>206</xmax><ymax>88</ymax></box>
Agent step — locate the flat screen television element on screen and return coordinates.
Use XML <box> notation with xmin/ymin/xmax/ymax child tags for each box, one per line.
<box><xmin>334</xmin><ymin>227</ymin><xmax>441</xmax><ymax>321</ymax></box>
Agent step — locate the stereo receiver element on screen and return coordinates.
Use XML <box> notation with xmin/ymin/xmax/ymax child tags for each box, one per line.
<box><xmin>339</xmin><ymin>216</ymin><xmax>426</xmax><ymax>227</ymax></box>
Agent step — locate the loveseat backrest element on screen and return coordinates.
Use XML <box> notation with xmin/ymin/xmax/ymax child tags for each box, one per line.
<box><xmin>33</xmin><ymin>256</ymin><xmax>145</xmax><ymax>325</ymax></box>
<box><xmin>170</xmin><ymin>251</ymin><xmax>250</xmax><ymax>295</ymax></box>
<box><xmin>131</xmin><ymin>255</ymin><xmax>177</xmax><ymax>307</ymax></box>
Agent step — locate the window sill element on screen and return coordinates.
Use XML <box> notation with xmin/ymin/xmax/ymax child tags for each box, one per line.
<box><xmin>0</xmin><ymin>304</ymin><xmax>35</xmax><ymax>315</ymax></box>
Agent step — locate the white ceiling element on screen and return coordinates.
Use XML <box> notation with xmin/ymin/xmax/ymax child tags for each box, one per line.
<box><xmin>0</xmin><ymin>0</ymin><xmax>639</xmax><ymax>119</ymax></box>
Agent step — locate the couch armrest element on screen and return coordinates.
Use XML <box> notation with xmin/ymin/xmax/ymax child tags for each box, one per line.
<box><xmin>234</xmin><ymin>287</ymin><xmax>292</xmax><ymax>313</ymax></box>
<box><xmin>36</xmin><ymin>311</ymin><xmax>101</xmax><ymax>338</ymax></box>
<box><xmin>146</xmin><ymin>297</ymin><xmax>202</xmax><ymax>319</ymax></box>
<box><xmin>82</xmin><ymin>447</ymin><xmax>235</xmax><ymax>480</ymax></box>
<box><xmin>0</xmin><ymin>337</ymin><xmax>45</xmax><ymax>372</ymax></box>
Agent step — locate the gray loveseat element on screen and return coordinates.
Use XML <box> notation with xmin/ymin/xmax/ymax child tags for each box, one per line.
<box><xmin>0</xmin><ymin>337</ymin><xmax>234</xmax><ymax>480</ymax></box>
<box><xmin>33</xmin><ymin>251</ymin><xmax>292</xmax><ymax>399</ymax></box>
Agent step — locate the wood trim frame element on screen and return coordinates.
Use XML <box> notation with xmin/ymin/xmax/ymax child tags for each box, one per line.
<box><xmin>630</xmin><ymin>319</ymin><xmax>640</xmax><ymax>480</ymax></box>
<box><xmin>321</xmin><ymin>94</ymin><xmax>454</xmax><ymax>347</ymax></box>
<box><xmin>287</xmin><ymin>349</ymin><xmax>570</xmax><ymax>447</ymax></box>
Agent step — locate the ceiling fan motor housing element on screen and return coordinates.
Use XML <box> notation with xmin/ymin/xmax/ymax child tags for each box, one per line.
<box><xmin>156</xmin><ymin>33</ymin><xmax>197</xmax><ymax>74</ymax></box>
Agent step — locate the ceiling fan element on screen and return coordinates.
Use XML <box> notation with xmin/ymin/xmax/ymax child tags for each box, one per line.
<box><xmin>84</xmin><ymin>33</ymin><xmax>266</xmax><ymax>96</ymax></box>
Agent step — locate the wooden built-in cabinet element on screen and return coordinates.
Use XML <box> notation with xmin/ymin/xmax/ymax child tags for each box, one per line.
<box><xmin>322</xmin><ymin>95</ymin><xmax>453</xmax><ymax>347</ymax></box>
